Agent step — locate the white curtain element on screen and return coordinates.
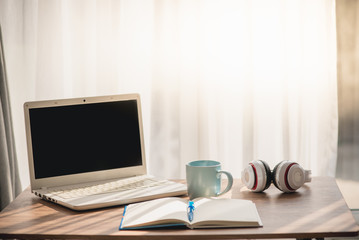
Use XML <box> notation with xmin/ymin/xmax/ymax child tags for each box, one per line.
<box><xmin>0</xmin><ymin>24</ymin><xmax>22</xmax><ymax>210</ymax></box>
<box><xmin>0</xmin><ymin>0</ymin><xmax>337</xmax><ymax>189</ymax></box>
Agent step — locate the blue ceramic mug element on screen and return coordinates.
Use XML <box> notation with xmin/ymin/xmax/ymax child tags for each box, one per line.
<box><xmin>186</xmin><ymin>160</ymin><xmax>233</xmax><ymax>199</ymax></box>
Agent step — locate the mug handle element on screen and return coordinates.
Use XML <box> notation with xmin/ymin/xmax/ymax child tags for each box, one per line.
<box><xmin>216</xmin><ymin>170</ymin><xmax>233</xmax><ymax>196</ymax></box>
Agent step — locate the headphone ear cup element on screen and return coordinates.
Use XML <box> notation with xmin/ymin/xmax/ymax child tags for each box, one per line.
<box><xmin>241</xmin><ymin>160</ymin><xmax>271</xmax><ymax>192</ymax></box>
<box><xmin>258</xmin><ymin>160</ymin><xmax>272</xmax><ymax>191</ymax></box>
<box><xmin>272</xmin><ymin>161</ymin><xmax>306</xmax><ymax>193</ymax></box>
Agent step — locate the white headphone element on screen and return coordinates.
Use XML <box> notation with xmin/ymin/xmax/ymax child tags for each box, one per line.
<box><xmin>241</xmin><ymin>160</ymin><xmax>312</xmax><ymax>193</ymax></box>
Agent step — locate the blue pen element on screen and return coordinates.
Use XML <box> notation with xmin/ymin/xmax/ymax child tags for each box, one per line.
<box><xmin>187</xmin><ymin>201</ymin><xmax>195</xmax><ymax>222</ymax></box>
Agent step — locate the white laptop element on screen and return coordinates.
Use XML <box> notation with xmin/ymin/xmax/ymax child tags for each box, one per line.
<box><xmin>24</xmin><ymin>93</ymin><xmax>187</xmax><ymax>210</ymax></box>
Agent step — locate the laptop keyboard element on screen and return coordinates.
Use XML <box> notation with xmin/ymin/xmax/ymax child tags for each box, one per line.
<box><xmin>47</xmin><ymin>175</ymin><xmax>174</xmax><ymax>199</ymax></box>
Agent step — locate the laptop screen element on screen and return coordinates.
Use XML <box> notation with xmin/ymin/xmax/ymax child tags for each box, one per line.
<box><xmin>29</xmin><ymin>100</ymin><xmax>142</xmax><ymax>179</ymax></box>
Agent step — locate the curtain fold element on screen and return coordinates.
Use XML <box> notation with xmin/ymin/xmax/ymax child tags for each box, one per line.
<box><xmin>0</xmin><ymin>24</ymin><xmax>21</xmax><ymax>211</ymax></box>
<box><xmin>0</xmin><ymin>0</ymin><xmax>337</xmax><ymax>190</ymax></box>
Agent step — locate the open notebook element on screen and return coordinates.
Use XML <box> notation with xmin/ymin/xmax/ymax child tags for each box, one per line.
<box><xmin>24</xmin><ymin>93</ymin><xmax>187</xmax><ymax>210</ymax></box>
<box><xmin>120</xmin><ymin>197</ymin><xmax>263</xmax><ymax>229</ymax></box>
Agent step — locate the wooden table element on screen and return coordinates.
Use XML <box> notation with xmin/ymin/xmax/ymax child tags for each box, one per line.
<box><xmin>0</xmin><ymin>177</ymin><xmax>358</xmax><ymax>239</ymax></box>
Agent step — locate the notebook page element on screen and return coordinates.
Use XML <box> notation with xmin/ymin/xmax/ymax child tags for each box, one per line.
<box><xmin>192</xmin><ymin>198</ymin><xmax>261</xmax><ymax>226</ymax></box>
<box><xmin>121</xmin><ymin>197</ymin><xmax>189</xmax><ymax>228</ymax></box>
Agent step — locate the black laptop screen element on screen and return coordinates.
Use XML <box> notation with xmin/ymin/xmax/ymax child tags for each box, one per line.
<box><xmin>29</xmin><ymin>100</ymin><xmax>143</xmax><ymax>179</ymax></box>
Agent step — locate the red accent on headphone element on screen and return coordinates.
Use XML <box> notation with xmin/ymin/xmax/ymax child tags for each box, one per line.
<box><xmin>284</xmin><ymin>162</ymin><xmax>297</xmax><ymax>191</ymax></box>
<box><xmin>249</xmin><ymin>163</ymin><xmax>258</xmax><ymax>191</ymax></box>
